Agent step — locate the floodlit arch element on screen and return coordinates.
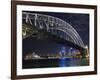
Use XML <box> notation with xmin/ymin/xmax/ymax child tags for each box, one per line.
<box><xmin>22</xmin><ymin>12</ymin><xmax>85</xmax><ymax>48</ymax></box>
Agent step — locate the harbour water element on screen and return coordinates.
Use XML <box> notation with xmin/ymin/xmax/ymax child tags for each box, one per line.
<box><xmin>23</xmin><ymin>58</ymin><xmax>89</xmax><ymax>69</ymax></box>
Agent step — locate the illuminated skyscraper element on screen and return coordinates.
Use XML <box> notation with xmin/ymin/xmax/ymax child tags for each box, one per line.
<box><xmin>60</xmin><ymin>47</ymin><xmax>66</xmax><ymax>58</ymax></box>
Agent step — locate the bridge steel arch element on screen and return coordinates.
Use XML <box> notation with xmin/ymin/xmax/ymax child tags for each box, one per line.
<box><xmin>22</xmin><ymin>12</ymin><xmax>85</xmax><ymax>49</ymax></box>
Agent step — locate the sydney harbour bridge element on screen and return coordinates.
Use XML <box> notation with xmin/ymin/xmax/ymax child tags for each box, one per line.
<box><xmin>22</xmin><ymin>12</ymin><xmax>88</xmax><ymax>58</ymax></box>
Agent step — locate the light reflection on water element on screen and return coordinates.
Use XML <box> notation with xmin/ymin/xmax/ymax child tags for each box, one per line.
<box><xmin>59</xmin><ymin>58</ymin><xmax>66</xmax><ymax>67</ymax></box>
<box><xmin>23</xmin><ymin>58</ymin><xmax>89</xmax><ymax>69</ymax></box>
<box><xmin>59</xmin><ymin>58</ymin><xmax>88</xmax><ymax>67</ymax></box>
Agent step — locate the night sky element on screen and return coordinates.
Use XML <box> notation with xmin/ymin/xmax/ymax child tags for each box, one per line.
<box><xmin>22</xmin><ymin>11</ymin><xmax>89</xmax><ymax>55</ymax></box>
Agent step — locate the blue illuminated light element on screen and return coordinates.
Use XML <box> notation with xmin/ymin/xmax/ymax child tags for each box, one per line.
<box><xmin>60</xmin><ymin>47</ymin><xmax>66</xmax><ymax>58</ymax></box>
